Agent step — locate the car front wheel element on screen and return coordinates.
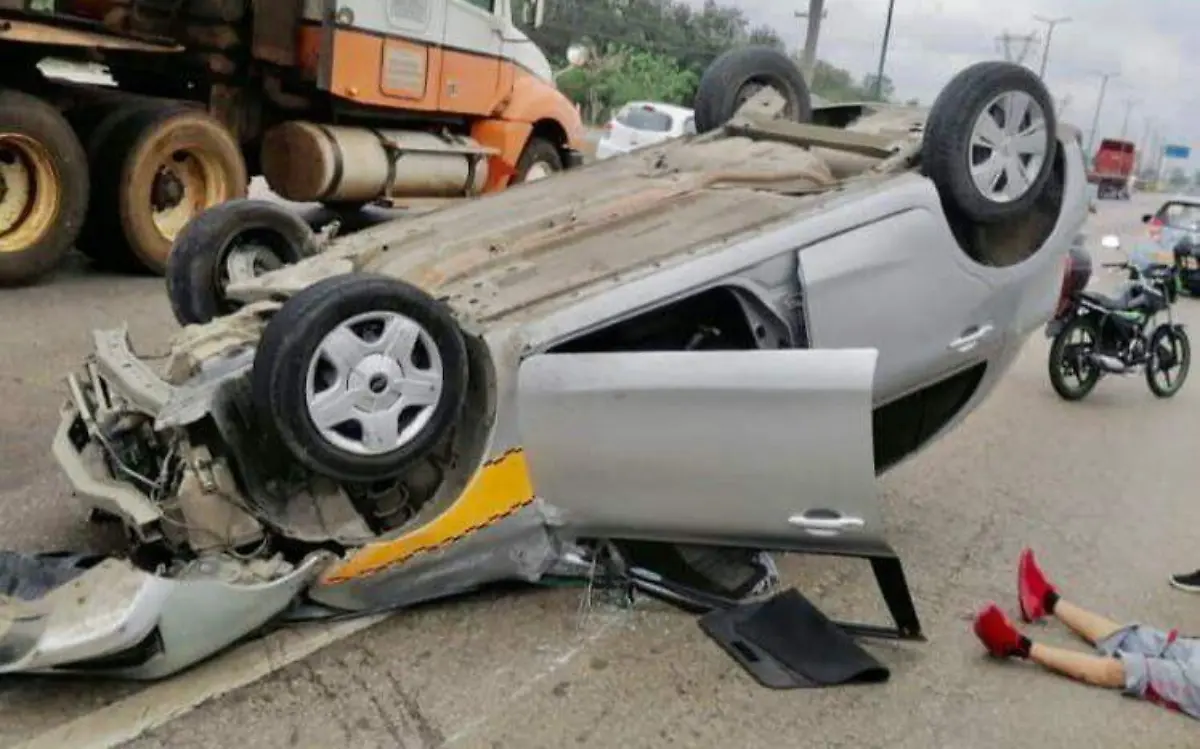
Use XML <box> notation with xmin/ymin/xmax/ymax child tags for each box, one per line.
<box><xmin>251</xmin><ymin>273</ymin><xmax>469</xmax><ymax>484</ymax></box>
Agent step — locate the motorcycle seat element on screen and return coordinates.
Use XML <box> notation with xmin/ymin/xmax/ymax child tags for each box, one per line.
<box><xmin>1080</xmin><ymin>290</ymin><xmax>1128</xmax><ymax>310</ymax></box>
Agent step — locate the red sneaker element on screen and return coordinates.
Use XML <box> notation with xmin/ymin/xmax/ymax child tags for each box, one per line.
<box><xmin>973</xmin><ymin>603</ymin><xmax>1027</xmax><ymax>658</ymax></box>
<box><xmin>1018</xmin><ymin>548</ymin><xmax>1057</xmax><ymax>623</ymax></box>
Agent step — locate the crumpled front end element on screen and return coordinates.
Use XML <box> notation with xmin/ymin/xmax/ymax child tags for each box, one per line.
<box><xmin>0</xmin><ymin>550</ymin><xmax>330</xmax><ymax>679</ymax></box>
<box><xmin>8</xmin><ymin>324</ymin><xmax>349</xmax><ymax>679</ymax></box>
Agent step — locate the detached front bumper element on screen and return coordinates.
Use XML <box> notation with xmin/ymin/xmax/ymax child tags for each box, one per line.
<box><xmin>0</xmin><ymin>551</ymin><xmax>331</xmax><ymax>679</ymax></box>
<box><xmin>6</xmin><ymin>328</ymin><xmax>337</xmax><ymax>679</ymax></box>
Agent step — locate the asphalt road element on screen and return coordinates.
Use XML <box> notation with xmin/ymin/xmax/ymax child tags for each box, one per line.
<box><xmin>2</xmin><ymin>194</ymin><xmax>1199</xmax><ymax>748</ymax></box>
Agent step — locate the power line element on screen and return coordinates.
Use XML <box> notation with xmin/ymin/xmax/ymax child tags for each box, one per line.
<box><xmin>795</xmin><ymin>0</ymin><xmax>827</xmax><ymax>81</ymax></box>
<box><xmin>1032</xmin><ymin>15</ymin><xmax>1070</xmax><ymax>79</ymax></box>
<box><xmin>1086</xmin><ymin>71</ymin><xmax>1118</xmax><ymax>156</ymax></box>
<box><xmin>872</xmin><ymin>0</ymin><xmax>897</xmax><ymax>100</ymax></box>
<box><xmin>1119</xmin><ymin>97</ymin><xmax>1139</xmax><ymax>141</ymax></box>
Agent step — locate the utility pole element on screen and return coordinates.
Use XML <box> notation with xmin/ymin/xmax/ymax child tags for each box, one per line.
<box><xmin>996</xmin><ymin>31</ymin><xmax>1039</xmax><ymax>65</ymax></box>
<box><xmin>1086</xmin><ymin>71</ymin><xmax>1117</xmax><ymax>156</ymax></box>
<box><xmin>1119</xmin><ymin>98</ymin><xmax>1138</xmax><ymax>140</ymax></box>
<box><xmin>795</xmin><ymin>0</ymin><xmax>827</xmax><ymax>82</ymax></box>
<box><xmin>1032</xmin><ymin>15</ymin><xmax>1070</xmax><ymax>79</ymax></box>
<box><xmin>872</xmin><ymin>0</ymin><xmax>897</xmax><ymax>101</ymax></box>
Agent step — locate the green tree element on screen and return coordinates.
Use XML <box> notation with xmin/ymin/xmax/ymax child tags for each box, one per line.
<box><xmin>557</xmin><ymin>46</ymin><xmax>698</xmax><ymax>123</ymax></box>
<box><xmin>515</xmin><ymin>0</ymin><xmax>901</xmax><ymax>115</ymax></box>
<box><xmin>860</xmin><ymin>73</ymin><xmax>895</xmax><ymax>102</ymax></box>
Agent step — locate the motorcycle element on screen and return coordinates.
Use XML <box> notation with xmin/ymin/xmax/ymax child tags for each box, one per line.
<box><xmin>1046</xmin><ymin>234</ymin><xmax>1191</xmax><ymax>401</ymax></box>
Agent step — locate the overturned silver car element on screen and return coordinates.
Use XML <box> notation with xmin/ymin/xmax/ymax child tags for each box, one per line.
<box><xmin>2</xmin><ymin>50</ymin><xmax>1088</xmax><ymax>679</ymax></box>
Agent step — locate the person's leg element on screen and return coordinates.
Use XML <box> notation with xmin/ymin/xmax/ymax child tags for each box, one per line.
<box><xmin>1053</xmin><ymin>599</ymin><xmax>1124</xmax><ymax>644</ymax></box>
<box><xmin>974</xmin><ymin>603</ymin><xmax>1125</xmax><ymax>688</ymax></box>
<box><xmin>1017</xmin><ymin>548</ymin><xmax>1124</xmax><ymax>643</ymax></box>
<box><xmin>1028</xmin><ymin>641</ymin><xmax>1126</xmax><ymax>688</ymax></box>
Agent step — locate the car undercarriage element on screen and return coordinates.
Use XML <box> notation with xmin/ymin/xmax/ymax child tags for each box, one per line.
<box><xmin>1</xmin><ymin>50</ymin><xmax>1087</xmax><ymax>680</ymax></box>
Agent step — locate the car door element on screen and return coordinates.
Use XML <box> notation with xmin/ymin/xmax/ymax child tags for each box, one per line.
<box><xmin>797</xmin><ymin>208</ymin><xmax>1001</xmax><ymax>405</ymax></box>
<box><xmin>439</xmin><ymin>0</ymin><xmax>505</xmax><ymax>115</ymax></box>
<box><xmin>515</xmin><ymin>348</ymin><xmax>887</xmax><ymax>556</ymax></box>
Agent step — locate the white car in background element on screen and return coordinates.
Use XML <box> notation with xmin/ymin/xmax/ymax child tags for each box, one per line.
<box><xmin>595</xmin><ymin>101</ymin><xmax>696</xmax><ymax>160</ymax></box>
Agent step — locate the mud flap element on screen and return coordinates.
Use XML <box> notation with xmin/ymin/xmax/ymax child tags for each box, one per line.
<box><xmin>0</xmin><ymin>551</ymin><xmax>333</xmax><ymax>679</ymax></box>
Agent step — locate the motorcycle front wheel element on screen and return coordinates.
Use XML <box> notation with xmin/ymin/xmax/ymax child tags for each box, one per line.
<box><xmin>1048</xmin><ymin>316</ymin><xmax>1102</xmax><ymax>401</ymax></box>
<box><xmin>1146</xmin><ymin>325</ymin><xmax>1191</xmax><ymax>398</ymax></box>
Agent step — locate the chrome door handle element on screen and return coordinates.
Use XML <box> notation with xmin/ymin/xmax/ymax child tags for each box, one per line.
<box><xmin>788</xmin><ymin>514</ymin><xmax>865</xmax><ymax>537</ymax></box>
<box><xmin>948</xmin><ymin>323</ymin><xmax>994</xmax><ymax>353</ymax></box>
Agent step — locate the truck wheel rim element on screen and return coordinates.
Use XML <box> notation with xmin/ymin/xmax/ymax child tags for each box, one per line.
<box><xmin>968</xmin><ymin>90</ymin><xmax>1048</xmax><ymax>204</ymax></box>
<box><xmin>304</xmin><ymin>310</ymin><xmax>444</xmax><ymax>457</ymax></box>
<box><xmin>149</xmin><ymin>149</ymin><xmax>228</xmax><ymax>242</ymax></box>
<box><xmin>0</xmin><ymin>134</ymin><xmax>59</xmax><ymax>254</ymax></box>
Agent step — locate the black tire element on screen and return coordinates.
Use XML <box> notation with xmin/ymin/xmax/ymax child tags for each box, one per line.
<box><xmin>319</xmin><ymin>200</ymin><xmax>372</xmax><ymax>215</ymax></box>
<box><xmin>1048</xmin><ymin>315</ymin><xmax>1101</xmax><ymax>401</ymax></box>
<box><xmin>166</xmin><ymin>198</ymin><xmax>321</xmax><ymax>326</ymax></box>
<box><xmin>1146</xmin><ymin>325</ymin><xmax>1190</xmax><ymax>398</ymax></box>
<box><xmin>512</xmin><ymin>137</ymin><xmax>562</xmax><ymax>184</ymax></box>
<box><xmin>85</xmin><ymin>103</ymin><xmax>248</xmax><ymax>275</ymax></box>
<box><xmin>70</xmin><ymin>98</ymin><xmax>171</xmax><ymax>266</ymax></box>
<box><xmin>922</xmin><ymin>62</ymin><xmax>1058</xmax><ymax>223</ymax></box>
<box><xmin>251</xmin><ymin>273</ymin><xmax>469</xmax><ymax>484</ymax></box>
<box><xmin>0</xmin><ymin>89</ymin><xmax>89</xmax><ymax>286</ymax></box>
<box><xmin>693</xmin><ymin>46</ymin><xmax>813</xmax><ymax>134</ymax></box>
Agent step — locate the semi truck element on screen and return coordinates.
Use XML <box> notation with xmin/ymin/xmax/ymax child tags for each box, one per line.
<box><xmin>0</xmin><ymin>0</ymin><xmax>585</xmax><ymax>286</ymax></box>
<box><xmin>1088</xmin><ymin>137</ymin><xmax>1135</xmax><ymax>200</ymax></box>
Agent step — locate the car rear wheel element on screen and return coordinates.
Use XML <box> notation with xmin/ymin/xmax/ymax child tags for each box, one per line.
<box><xmin>922</xmin><ymin>61</ymin><xmax>1058</xmax><ymax>223</ymax></box>
<box><xmin>166</xmin><ymin>198</ymin><xmax>320</xmax><ymax>326</ymax></box>
<box><xmin>251</xmin><ymin>273</ymin><xmax>469</xmax><ymax>484</ymax></box>
<box><xmin>693</xmin><ymin>46</ymin><xmax>813</xmax><ymax>134</ymax></box>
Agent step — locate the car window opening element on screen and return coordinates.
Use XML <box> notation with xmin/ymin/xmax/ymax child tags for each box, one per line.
<box><xmin>617</xmin><ymin>106</ymin><xmax>673</xmax><ymax>133</ymax></box>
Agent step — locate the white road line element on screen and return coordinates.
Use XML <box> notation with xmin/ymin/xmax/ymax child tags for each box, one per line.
<box><xmin>13</xmin><ymin>614</ymin><xmax>388</xmax><ymax>749</ymax></box>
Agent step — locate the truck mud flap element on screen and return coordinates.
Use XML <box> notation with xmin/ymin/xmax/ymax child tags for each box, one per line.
<box><xmin>0</xmin><ymin>550</ymin><xmax>332</xmax><ymax>679</ymax></box>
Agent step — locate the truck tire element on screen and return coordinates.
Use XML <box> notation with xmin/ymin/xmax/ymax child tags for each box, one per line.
<box><xmin>88</xmin><ymin>104</ymin><xmax>248</xmax><ymax>274</ymax></box>
<box><xmin>251</xmin><ymin>273</ymin><xmax>469</xmax><ymax>484</ymax></box>
<box><xmin>167</xmin><ymin>198</ymin><xmax>320</xmax><ymax>326</ymax></box>
<box><xmin>693</xmin><ymin>46</ymin><xmax>813</xmax><ymax>134</ymax></box>
<box><xmin>71</xmin><ymin>99</ymin><xmax>177</xmax><ymax>267</ymax></box>
<box><xmin>512</xmin><ymin>137</ymin><xmax>562</xmax><ymax>184</ymax></box>
<box><xmin>0</xmin><ymin>90</ymin><xmax>89</xmax><ymax>286</ymax></box>
<box><xmin>921</xmin><ymin>62</ymin><xmax>1058</xmax><ymax>223</ymax></box>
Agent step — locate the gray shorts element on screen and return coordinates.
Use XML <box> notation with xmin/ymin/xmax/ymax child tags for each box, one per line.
<box><xmin>1096</xmin><ymin>623</ymin><xmax>1200</xmax><ymax>718</ymax></box>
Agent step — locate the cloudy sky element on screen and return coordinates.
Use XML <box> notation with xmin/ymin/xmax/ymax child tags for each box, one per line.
<box><xmin>692</xmin><ymin>0</ymin><xmax>1196</xmax><ymax>170</ymax></box>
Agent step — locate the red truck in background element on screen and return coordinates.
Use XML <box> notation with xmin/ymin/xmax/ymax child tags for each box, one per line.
<box><xmin>1088</xmin><ymin>138</ymin><xmax>1136</xmax><ymax>200</ymax></box>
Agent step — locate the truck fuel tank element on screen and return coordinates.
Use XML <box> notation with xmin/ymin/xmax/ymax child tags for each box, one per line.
<box><xmin>260</xmin><ymin>122</ymin><xmax>495</xmax><ymax>204</ymax></box>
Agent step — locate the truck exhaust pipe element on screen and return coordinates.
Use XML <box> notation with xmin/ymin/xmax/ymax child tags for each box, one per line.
<box><xmin>260</xmin><ymin>122</ymin><xmax>495</xmax><ymax>204</ymax></box>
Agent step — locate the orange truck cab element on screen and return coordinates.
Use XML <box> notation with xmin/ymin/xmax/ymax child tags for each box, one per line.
<box><xmin>0</xmin><ymin>0</ymin><xmax>584</xmax><ymax>285</ymax></box>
